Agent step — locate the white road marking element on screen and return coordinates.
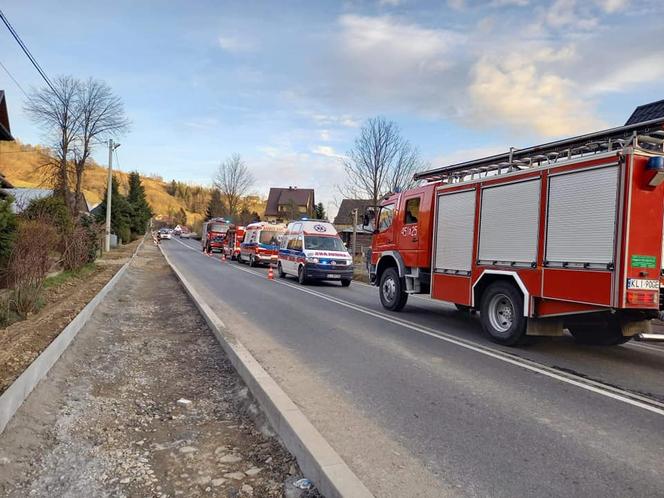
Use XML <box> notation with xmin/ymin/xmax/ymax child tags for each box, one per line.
<box><xmin>166</xmin><ymin>237</ymin><xmax>664</xmax><ymax>416</ymax></box>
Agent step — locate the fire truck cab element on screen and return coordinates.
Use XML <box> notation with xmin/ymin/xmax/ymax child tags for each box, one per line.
<box><xmin>202</xmin><ymin>218</ymin><xmax>231</xmax><ymax>254</ymax></box>
<box><xmin>369</xmin><ymin>118</ymin><xmax>664</xmax><ymax>346</ymax></box>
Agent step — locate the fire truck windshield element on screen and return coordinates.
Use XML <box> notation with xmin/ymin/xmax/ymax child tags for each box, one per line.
<box><xmin>304</xmin><ymin>236</ymin><xmax>346</xmax><ymax>252</ymax></box>
<box><xmin>209</xmin><ymin>223</ymin><xmax>228</xmax><ymax>232</ymax></box>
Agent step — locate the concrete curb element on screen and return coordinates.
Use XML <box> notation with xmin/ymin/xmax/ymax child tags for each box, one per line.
<box><xmin>0</xmin><ymin>236</ymin><xmax>146</xmax><ymax>435</ymax></box>
<box><xmin>159</xmin><ymin>246</ymin><xmax>374</xmax><ymax>498</ymax></box>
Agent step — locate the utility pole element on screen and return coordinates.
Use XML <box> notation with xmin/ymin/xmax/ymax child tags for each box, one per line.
<box><xmin>104</xmin><ymin>139</ymin><xmax>120</xmax><ymax>252</ymax></box>
<box><xmin>352</xmin><ymin>208</ymin><xmax>358</xmax><ymax>259</ymax></box>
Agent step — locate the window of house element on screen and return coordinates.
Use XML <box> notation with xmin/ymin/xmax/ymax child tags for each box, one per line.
<box><xmin>404</xmin><ymin>198</ymin><xmax>420</xmax><ymax>224</ymax></box>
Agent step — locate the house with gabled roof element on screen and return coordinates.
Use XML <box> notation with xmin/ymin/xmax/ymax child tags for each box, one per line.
<box><xmin>264</xmin><ymin>186</ymin><xmax>315</xmax><ymax>222</ymax></box>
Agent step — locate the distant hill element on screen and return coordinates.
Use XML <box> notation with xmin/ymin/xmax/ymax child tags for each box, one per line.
<box><xmin>0</xmin><ymin>141</ymin><xmax>265</xmax><ymax>226</ymax></box>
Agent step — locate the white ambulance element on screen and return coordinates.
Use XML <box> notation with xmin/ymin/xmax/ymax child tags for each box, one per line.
<box><xmin>277</xmin><ymin>220</ymin><xmax>354</xmax><ymax>286</ymax></box>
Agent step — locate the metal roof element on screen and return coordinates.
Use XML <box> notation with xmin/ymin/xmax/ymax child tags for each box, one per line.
<box><xmin>625</xmin><ymin>99</ymin><xmax>664</xmax><ymax>125</ymax></box>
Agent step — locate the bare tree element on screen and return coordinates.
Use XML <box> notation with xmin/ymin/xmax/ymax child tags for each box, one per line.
<box><xmin>213</xmin><ymin>154</ymin><xmax>254</xmax><ymax>219</ymax></box>
<box><xmin>72</xmin><ymin>78</ymin><xmax>129</xmax><ymax>213</ymax></box>
<box><xmin>25</xmin><ymin>76</ymin><xmax>81</xmax><ymax>208</ymax></box>
<box><xmin>340</xmin><ymin>116</ymin><xmax>424</xmax><ymax>216</ymax></box>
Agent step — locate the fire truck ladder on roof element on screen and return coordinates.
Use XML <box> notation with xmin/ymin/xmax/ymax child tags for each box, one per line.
<box><xmin>415</xmin><ymin>117</ymin><xmax>664</xmax><ymax>184</ymax></box>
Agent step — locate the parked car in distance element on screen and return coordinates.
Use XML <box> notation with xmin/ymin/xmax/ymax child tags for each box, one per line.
<box><xmin>278</xmin><ymin>220</ymin><xmax>353</xmax><ymax>286</ymax></box>
<box><xmin>158</xmin><ymin>228</ymin><xmax>172</xmax><ymax>240</ymax></box>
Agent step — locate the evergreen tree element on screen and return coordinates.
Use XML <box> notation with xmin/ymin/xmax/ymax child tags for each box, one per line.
<box><xmin>127</xmin><ymin>172</ymin><xmax>153</xmax><ymax>235</ymax></box>
<box><xmin>166</xmin><ymin>179</ymin><xmax>177</xmax><ymax>196</ymax></box>
<box><xmin>205</xmin><ymin>189</ymin><xmax>226</xmax><ymax>219</ymax></box>
<box><xmin>96</xmin><ymin>175</ymin><xmax>132</xmax><ymax>243</ymax></box>
<box><xmin>313</xmin><ymin>202</ymin><xmax>326</xmax><ymax>220</ymax></box>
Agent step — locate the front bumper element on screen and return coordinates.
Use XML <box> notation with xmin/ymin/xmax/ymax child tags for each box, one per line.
<box><xmin>255</xmin><ymin>253</ymin><xmax>278</xmax><ymax>263</ymax></box>
<box><xmin>304</xmin><ymin>264</ymin><xmax>353</xmax><ymax>281</ymax></box>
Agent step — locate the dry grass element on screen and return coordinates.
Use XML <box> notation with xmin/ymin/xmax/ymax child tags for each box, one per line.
<box><xmin>0</xmin><ymin>141</ymin><xmax>267</xmax><ymax>226</ymax></box>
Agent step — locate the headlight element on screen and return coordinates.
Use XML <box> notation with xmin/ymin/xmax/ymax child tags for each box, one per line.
<box><xmin>306</xmin><ymin>257</ymin><xmax>319</xmax><ymax>263</ymax></box>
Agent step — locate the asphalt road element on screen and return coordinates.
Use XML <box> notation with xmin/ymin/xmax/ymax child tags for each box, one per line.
<box><xmin>163</xmin><ymin>237</ymin><xmax>664</xmax><ymax>497</ymax></box>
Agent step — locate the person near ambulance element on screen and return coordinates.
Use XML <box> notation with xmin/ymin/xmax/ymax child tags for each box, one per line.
<box><xmin>278</xmin><ymin>220</ymin><xmax>353</xmax><ymax>286</ymax></box>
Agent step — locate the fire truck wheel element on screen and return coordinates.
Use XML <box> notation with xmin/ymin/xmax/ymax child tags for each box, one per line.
<box><xmin>480</xmin><ymin>282</ymin><xmax>527</xmax><ymax>346</ymax></box>
<box><xmin>568</xmin><ymin>317</ymin><xmax>633</xmax><ymax>346</ymax></box>
<box><xmin>298</xmin><ymin>265</ymin><xmax>308</xmax><ymax>285</ymax></box>
<box><xmin>379</xmin><ymin>267</ymin><xmax>408</xmax><ymax>311</ymax></box>
<box><xmin>277</xmin><ymin>262</ymin><xmax>286</xmax><ymax>278</ymax></box>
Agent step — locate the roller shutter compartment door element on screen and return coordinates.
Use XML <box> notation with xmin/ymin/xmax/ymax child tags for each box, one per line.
<box><xmin>435</xmin><ymin>190</ymin><xmax>476</xmax><ymax>272</ymax></box>
<box><xmin>479</xmin><ymin>179</ymin><xmax>540</xmax><ymax>265</ymax></box>
<box><xmin>546</xmin><ymin>165</ymin><xmax>619</xmax><ymax>265</ymax></box>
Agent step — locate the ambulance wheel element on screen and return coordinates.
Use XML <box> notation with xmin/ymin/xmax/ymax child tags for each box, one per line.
<box><xmin>341</xmin><ymin>279</ymin><xmax>351</xmax><ymax>287</ymax></box>
<box><xmin>568</xmin><ymin>317</ymin><xmax>632</xmax><ymax>346</ymax></box>
<box><xmin>249</xmin><ymin>255</ymin><xmax>256</xmax><ymax>267</ymax></box>
<box><xmin>298</xmin><ymin>265</ymin><xmax>308</xmax><ymax>285</ymax></box>
<box><xmin>277</xmin><ymin>262</ymin><xmax>286</xmax><ymax>278</ymax></box>
<box><xmin>379</xmin><ymin>267</ymin><xmax>408</xmax><ymax>311</ymax></box>
<box><xmin>480</xmin><ymin>282</ymin><xmax>527</xmax><ymax>346</ymax></box>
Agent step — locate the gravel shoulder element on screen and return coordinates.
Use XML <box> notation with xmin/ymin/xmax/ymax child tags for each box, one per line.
<box><xmin>0</xmin><ymin>242</ymin><xmax>316</xmax><ymax>498</ymax></box>
<box><xmin>0</xmin><ymin>239</ymin><xmax>141</xmax><ymax>394</ymax></box>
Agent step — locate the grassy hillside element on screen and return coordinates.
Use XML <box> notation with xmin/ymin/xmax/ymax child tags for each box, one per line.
<box><xmin>0</xmin><ymin>141</ymin><xmax>265</xmax><ymax>226</ymax></box>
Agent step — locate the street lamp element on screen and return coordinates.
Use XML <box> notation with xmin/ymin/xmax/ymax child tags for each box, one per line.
<box><xmin>104</xmin><ymin>138</ymin><xmax>121</xmax><ymax>252</ymax></box>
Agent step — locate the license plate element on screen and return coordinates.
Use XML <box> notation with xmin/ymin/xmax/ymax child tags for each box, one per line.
<box><xmin>327</xmin><ymin>274</ymin><xmax>341</xmax><ymax>279</ymax></box>
<box><xmin>626</xmin><ymin>278</ymin><xmax>659</xmax><ymax>290</ymax></box>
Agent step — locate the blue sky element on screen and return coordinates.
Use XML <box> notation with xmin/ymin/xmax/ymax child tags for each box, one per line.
<box><xmin>1</xmin><ymin>0</ymin><xmax>663</xmax><ymax>216</ymax></box>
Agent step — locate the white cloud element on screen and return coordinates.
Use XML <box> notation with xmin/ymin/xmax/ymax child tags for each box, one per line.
<box><xmin>319</xmin><ymin>129</ymin><xmax>331</xmax><ymax>141</ymax></box>
<box><xmin>447</xmin><ymin>0</ymin><xmax>465</xmax><ymax>10</ymax></box>
<box><xmin>594</xmin><ymin>0</ymin><xmax>628</xmax><ymax>13</ymax></box>
<box><xmin>468</xmin><ymin>56</ymin><xmax>605</xmax><ymax>136</ymax></box>
<box><xmin>489</xmin><ymin>0</ymin><xmax>529</xmax><ymax>6</ymax></box>
<box><xmin>379</xmin><ymin>0</ymin><xmax>403</xmax><ymax>6</ymax></box>
<box><xmin>218</xmin><ymin>34</ymin><xmax>255</xmax><ymax>53</ymax></box>
<box><xmin>311</xmin><ymin>145</ymin><xmax>344</xmax><ymax>159</ymax></box>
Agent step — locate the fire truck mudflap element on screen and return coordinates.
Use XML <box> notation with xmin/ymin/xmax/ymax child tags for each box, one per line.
<box><xmin>370</xmin><ymin>118</ymin><xmax>664</xmax><ymax>346</ymax></box>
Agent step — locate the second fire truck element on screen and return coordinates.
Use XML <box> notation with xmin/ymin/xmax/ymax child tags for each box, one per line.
<box><xmin>368</xmin><ymin>118</ymin><xmax>664</xmax><ymax>346</ymax></box>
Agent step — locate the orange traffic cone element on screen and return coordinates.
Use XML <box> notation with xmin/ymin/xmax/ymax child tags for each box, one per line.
<box><xmin>267</xmin><ymin>265</ymin><xmax>274</xmax><ymax>280</ymax></box>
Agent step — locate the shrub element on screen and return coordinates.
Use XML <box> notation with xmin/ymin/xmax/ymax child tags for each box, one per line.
<box><xmin>62</xmin><ymin>216</ymin><xmax>103</xmax><ymax>270</ymax></box>
<box><xmin>0</xmin><ymin>196</ymin><xmax>17</xmax><ymax>278</ymax></box>
<box><xmin>22</xmin><ymin>195</ymin><xmax>73</xmax><ymax>237</ymax></box>
<box><xmin>6</xmin><ymin>219</ymin><xmax>58</xmax><ymax>318</ymax></box>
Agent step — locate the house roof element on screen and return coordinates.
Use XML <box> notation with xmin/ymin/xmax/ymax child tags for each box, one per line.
<box><xmin>0</xmin><ymin>91</ymin><xmax>13</xmax><ymax>141</ymax></box>
<box><xmin>0</xmin><ymin>188</ymin><xmax>90</xmax><ymax>214</ymax></box>
<box><xmin>333</xmin><ymin>199</ymin><xmax>374</xmax><ymax>225</ymax></box>
<box><xmin>265</xmin><ymin>187</ymin><xmax>315</xmax><ymax>216</ymax></box>
<box><xmin>625</xmin><ymin>99</ymin><xmax>664</xmax><ymax>125</ymax></box>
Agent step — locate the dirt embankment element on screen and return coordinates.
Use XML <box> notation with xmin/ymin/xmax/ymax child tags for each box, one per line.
<box><xmin>0</xmin><ymin>242</ymin><xmax>319</xmax><ymax>498</ymax></box>
<box><xmin>0</xmin><ymin>239</ymin><xmax>141</xmax><ymax>394</ymax></box>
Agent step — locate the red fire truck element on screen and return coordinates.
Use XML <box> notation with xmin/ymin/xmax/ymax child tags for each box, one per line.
<box><xmin>369</xmin><ymin>118</ymin><xmax>664</xmax><ymax>346</ymax></box>
<box><xmin>201</xmin><ymin>218</ymin><xmax>231</xmax><ymax>254</ymax></box>
<box><xmin>223</xmin><ymin>225</ymin><xmax>246</xmax><ymax>260</ymax></box>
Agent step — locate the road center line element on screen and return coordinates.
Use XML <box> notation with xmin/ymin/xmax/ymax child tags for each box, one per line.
<box><xmin>220</xmin><ymin>261</ymin><xmax>664</xmax><ymax>417</ymax></box>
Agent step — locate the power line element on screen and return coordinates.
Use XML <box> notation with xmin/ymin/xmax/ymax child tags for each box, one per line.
<box><xmin>0</xmin><ymin>60</ymin><xmax>29</xmax><ymax>98</ymax></box>
<box><xmin>0</xmin><ymin>9</ymin><xmax>57</xmax><ymax>95</ymax></box>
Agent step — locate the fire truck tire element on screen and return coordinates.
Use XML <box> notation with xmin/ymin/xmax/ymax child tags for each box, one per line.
<box><xmin>379</xmin><ymin>268</ymin><xmax>408</xmax><ymax>311</ymax></box>
<box><xmin>298</xmin><ymin>265</ymin><xmax>308</xmax><ymax>285</ymax></box>
<box><xmin>480</xmin><ymin>282</ymin><xmax>527</xmax><ymax>346</ymax></box>
<box><xmin>277</xmin><ymin>262</ymin><xmax>286</xmax><ymax>278</ymax></box>
<box><xmin>568</xmin><ymin>318</ymin><xmax>633</xmax><ymax>346</ymax></box>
